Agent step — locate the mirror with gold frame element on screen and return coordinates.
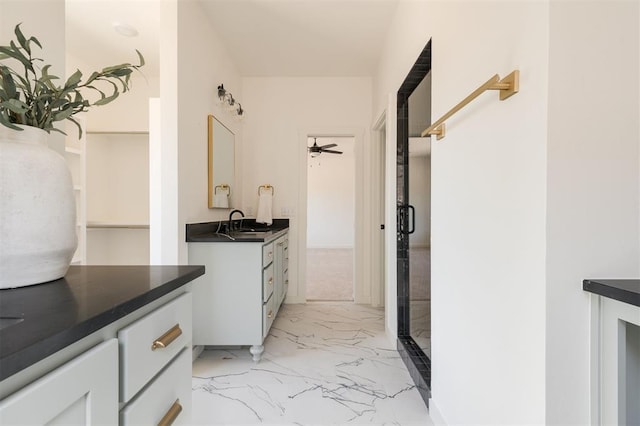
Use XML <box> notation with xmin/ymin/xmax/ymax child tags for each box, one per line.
<box><xmin>208</xmin><ymin>115</ymin><xmax>235</xmax><ymax>208</ymax></box>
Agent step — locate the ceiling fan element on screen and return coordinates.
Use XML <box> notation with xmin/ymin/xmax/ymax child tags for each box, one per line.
<box><xmin>308</xmin><ymin>138</ymin><xmax>343</xmax><ymax>157</ymax></box>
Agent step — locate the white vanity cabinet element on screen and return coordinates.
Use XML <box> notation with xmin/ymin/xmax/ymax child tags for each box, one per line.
<box><xmin>0</xmin><ymin>339</ymin><xmax>118</xmax><ymax>425</ymax></box>
<box><xmin>274</xmin><ymin>234</ymin><xmax>289</xmax><ymax>307</ymax></box>
<box><xmin>189</xmin><ymin>230</ymin><xmax>289</xmax><ymax>361</ymax></box>
<box><xmin>0</xmin><ymin>287</ymin><xmax>195</xmax><ymax>426</ymax></box>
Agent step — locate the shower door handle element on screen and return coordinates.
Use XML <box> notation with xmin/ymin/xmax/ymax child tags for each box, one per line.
<box><xmin>407</xmin><ymin>205</ymin><xmax>415</xmax><ymax>234</ymax></box>
<box><xmin>397</xmin><ymin>204</ymin><xmax>415</xmax><ymax>235</ymax></box>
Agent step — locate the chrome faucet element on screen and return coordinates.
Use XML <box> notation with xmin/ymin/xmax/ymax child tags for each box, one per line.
<box><xmin>228</xmin><ymin>209</ymin><xmax>245</xmax><ymax>231</ymax></box>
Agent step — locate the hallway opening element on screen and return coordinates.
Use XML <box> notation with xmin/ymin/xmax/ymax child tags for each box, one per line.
<box><xmin>305</xmin><ymin>136</ymin><xmax>355</xmax><ymax>301</ymax></box>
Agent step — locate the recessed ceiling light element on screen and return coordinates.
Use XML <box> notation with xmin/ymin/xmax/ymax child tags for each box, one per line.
<box><xmin>112</xmin><ymin>22</ymin><xmax>138</xmax><ymax>37</ymax></box>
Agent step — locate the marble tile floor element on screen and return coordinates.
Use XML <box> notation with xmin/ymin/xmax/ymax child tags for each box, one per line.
<box><xmin>192</xmin><ymin>303</ymin><xmax>433</xmax><ymax>425</ymax></box>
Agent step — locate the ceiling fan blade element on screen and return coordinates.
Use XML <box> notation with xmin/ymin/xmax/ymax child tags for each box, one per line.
<box><xmin>319</xmin><ymin>143</ymin><xmax>337</xmax><ymax>149</ymax></box>
<box><xmin>322</xmin><ymin>149</ymin><xmax>343</xmax><ymax>154</ymax></box>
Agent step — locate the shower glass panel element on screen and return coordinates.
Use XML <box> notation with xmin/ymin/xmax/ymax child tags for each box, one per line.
<box><xmin>396</xmin><ymin>40</ymin><xmax>431</xmax><ymax>405</ymax></box>
<box><xmin>407</xmin><ymin>72</ymin><xmax>432</xmax><ymax>358</ymax></box>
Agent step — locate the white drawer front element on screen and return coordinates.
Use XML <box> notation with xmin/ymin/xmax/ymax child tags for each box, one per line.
<box><xmin>263</xmin><ymin>263</ymin><xmax>274</xmax><ymax>303</ymax></box>
<box><xmin>0</xmin><ymin>339</ymin><xmax>118</xmax><ymax>425</ymax></box>
<box><xmin>120</xmin><ymin>348</ymin><xmax>192</xmax><ymax>426</ymax></box>
<box><xmin>262</xmin><ymin>294</ymin><xmax>275</xmax><ymax>338</ymax></box>
<box><xmin>118</xmin><ymin>292</ymin><xmax>192</xmax><ymax>402</ymax></box>
<box><xmin>262</xmin><ymin>242</ymin><xmax>274</xmax><ymax>267</ymax></box>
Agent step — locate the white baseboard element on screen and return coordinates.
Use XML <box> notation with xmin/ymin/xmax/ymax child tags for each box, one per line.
<box><xmin>192</xmin><ymin>345</ymin><xmax>204</xmax><ymax>362</ymax></box>
<box><xmin>429</xmin><ymin>398</ymin><xmax>447</xmax><ymax>425</ymax></box>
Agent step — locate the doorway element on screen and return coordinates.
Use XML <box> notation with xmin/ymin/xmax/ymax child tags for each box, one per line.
<box><xmin>306</xmin><ymin>136</ymin><xmax>355</xmax><ymax>301</ymax></box>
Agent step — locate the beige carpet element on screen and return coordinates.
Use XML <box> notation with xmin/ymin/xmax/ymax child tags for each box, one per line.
<box><xmin>306</xmin><ymin>248</ymin><xmax>353</xmax><ymax>301</ymax></box>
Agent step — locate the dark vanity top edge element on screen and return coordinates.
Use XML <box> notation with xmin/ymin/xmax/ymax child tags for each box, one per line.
<box><xmin>583</xmin><ymin>279</ymin><xmax>640</xmax><ymax>307</ymax></box>
<box><xmin>186</xmin><ymin>218</ymin><xmax>289</xmax><ymax>243</ymax></box>
<box><xmin>0</xmin><ymin>265</ymin><xmax>205</xmax><ymax>381</ymax></box>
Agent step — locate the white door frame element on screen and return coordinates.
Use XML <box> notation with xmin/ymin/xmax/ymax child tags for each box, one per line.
<box><xmin>297</xmin><ymin>127</ymin><xmax>367</xmax><ymax>303</ymax></box>
<box><xmin>371</xmin><ymin>112</ymin><xmax>387</xmax><ymax>308</ymax></box>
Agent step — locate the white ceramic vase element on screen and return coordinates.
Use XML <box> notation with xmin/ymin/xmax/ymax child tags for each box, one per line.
<box><xmin>0</xmin><ymin>125</ymin><xmax>77</xmax><ymax>289</ymax></box>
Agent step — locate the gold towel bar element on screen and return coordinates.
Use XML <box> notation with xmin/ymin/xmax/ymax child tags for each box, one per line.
<box><xmin>258</xmin><ymin>184</ymin><xmax>274</xmax><ymax>195</ymax></box>
<box><xmin>422</xmin><ymin>70</ymin><xmax>519</xmax><ymax>140</ymax></box>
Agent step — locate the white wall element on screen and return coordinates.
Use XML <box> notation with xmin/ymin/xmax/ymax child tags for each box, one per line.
<box><xmin>1</xmin><ymin>0</ymin><xmax>66</xmax><ymax>154</ymax></box>
<box><xmin>375</xmin><ymin>1</ymin><xmax>549</xmax><ymax>424</ymax></box>
<box><xmin>375</xmin><ymin>1</ymin><xmax>640</xmax><ymax>424</ymax></box>
<box><xmin>241</xmin><ymin>77</ymin><xmax>371</xmax><ymax>303</ymax></box>
<box><xmin>307</xmin><ymin>137</ymin><xmax>355</xmax><ymax>248</ymax></box>
<box><xmin>85</xmin><ymin>133</ymin><xmax>148</xmax><ymax>223</ymax></box>
<box><xmin>175</xmin><ymin>0</ymin><xmax>244</xmax><ymax>264</ymax></box>
<box><xmin>546</xmin><ymin>1</ymin><xmax>640</xmax><ymax>424</ymax></box>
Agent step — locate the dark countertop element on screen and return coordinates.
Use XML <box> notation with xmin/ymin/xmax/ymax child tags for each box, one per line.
<box><xmin>186</xmin><ymin>218</ymin><xmax>289</xmax><ymax>243</ymax></box>
<box><xmin>583</xmin><ymin>279</ymin><xmax>640</xmax><ymax>307</ymax></box>
<box><xmin>0</xmin><ymin>265</ymin><xmax>205</xmax><ymax>382</ymax></box>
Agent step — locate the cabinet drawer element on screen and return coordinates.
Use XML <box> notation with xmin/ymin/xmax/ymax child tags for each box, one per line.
<box><xmin>118</xmin><ymin>292</ymin><xmax>192</xmax><ymax>402</ymax></box>
<box><xmin>120</xmin><ymin>348</ymin><xmax>192</xmax><ymax>426</ymax></box>
<box><xmin>262</xmin><ymin>242</ymin><xmax>274</xmax><ymax>267</ymax></box>
<box><xmin>263</xmin><ymin>263</ymin><xmax>274</xmax><ymax>303</ymax></box>
<box><xmin>262</xmin><ymin>295</ymin><xmax>275</xmax><ymax>338</ymax></box>
<box><xmin>283</xmin><ymin>268</ymin><xmax>289</xmax><ymax>302</ymax></box>
<box><xmin>0</xmin><ymin>339</ymin><xmax>118</xmax><ymax>425</ymax></box>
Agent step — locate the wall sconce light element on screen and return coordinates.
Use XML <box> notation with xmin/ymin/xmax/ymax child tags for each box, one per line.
<box><xmin>217</xmin><ymin>84</ymin><xmax>245</xmax><ymax>119</ymax></box>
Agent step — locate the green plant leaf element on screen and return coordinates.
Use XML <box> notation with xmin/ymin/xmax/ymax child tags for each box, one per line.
<box><xmin>0</xmin><ymin>67</ymin><xmax>17</xmax><ymax>98</ymax></box>
<box><xmin>14</xmin><ymin>24</ymin><xmax>29</xmax><ymax>54</ymax></box>
<box><xmin>53</xmin><ymin>105</ymin><xmax>75</xmax><ymax>121</ymax></box>
<box><xmin>136</xmin><ymin>50</ymin><xmax>145</xmax><ymax>66</ymax></box>
<box><xmin>0</xmin><ymin>112</ymin><xmax>22</xmax><ymax>130</ymax></box>
<box><xmin>68</xmin><ymin>116</ymin><xmax>83</xmax><ymax>139</ymax></box>
<box><xmin>1</xmin><ymin>98</ymin><xmax>29</xmax><ymax>114</ymax></box>
<box><xmin>93</xmin><ymin>91</ymin><xmax>119</xmax><ymax>106</ymax></box>
<box><xmin>0</xmin><ymin>45</ymin><xmax>34</xmax><ymax>73</ymax></box>
<box><xmin>64</xmin><ymin>69</ymin><xmax>82</xmax><ymax>89</ymax></box>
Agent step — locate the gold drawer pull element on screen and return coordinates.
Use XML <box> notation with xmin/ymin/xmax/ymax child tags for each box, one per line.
<box><xmin>157</xmin><ymin>399</ymin><xmax>182</xmax><ymax>426</ymax></box>
<box><xmin>267</xmin><ymin>310</ymin><xmax>273</xmax><ymax>319</ymax></box>
<box><xmin>268</xmin><ymin>277</ymin><xmax>273</xmax><ymax>285</ymax></box>
<box><xmin>268</xmin><ymin>251</ymin><xmax>273</xmax><ymax>258</ymax></box>
<box><xmin>152</xmin><ymin>324</ymin><xmax>182</xmax><ymax>351</ymax></box>
<box><xmin>285</xmin><ymin>279</ymin><xmax>289</xmax><ymax>284</ymax></box>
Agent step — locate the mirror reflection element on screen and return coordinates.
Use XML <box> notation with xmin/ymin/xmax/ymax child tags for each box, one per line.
<box><xmin>208</xmin><ymin>115</ymin><xmax>235</xmax><ymax>208</ymax></box>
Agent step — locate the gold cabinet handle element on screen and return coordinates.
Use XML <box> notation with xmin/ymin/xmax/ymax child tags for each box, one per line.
<box><xmin>152</xmin><ymin>324</ymin><xmax>182</xmax><ymax>351</ymax></box>
<box><xmin>285</xmin><ymin>279</ymin><xmax>289</xmax><ymax>284</ymax></box>
<box><xmin>268</xmin><ymin>251</ymin><xmax>273</xmax><ymax>258</ymax></box>
<box><xmin>157</xmin><ymin>399</ymin><xmax>182</xmax><ymax>426</ymax></box>
<box><xmin>268</xmin><ymin>277</ymin><xmax>273</xmax><ymax>285</ymax></box>
<box><xmin>267</xmin><ymin>310</ymin><xmax>273</xmax><ymax>319</ymax></box>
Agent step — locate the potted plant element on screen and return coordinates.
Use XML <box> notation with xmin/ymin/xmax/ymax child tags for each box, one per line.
<box><xmin>0</xmin><ymin>24</ymin><xmax>144</xmax><ymax>289</ymax></box>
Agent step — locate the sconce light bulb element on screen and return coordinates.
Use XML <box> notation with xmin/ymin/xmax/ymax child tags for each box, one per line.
<box><xmin>217</xmin><ymin>84</ymin><xmax>226</xmax><ymax>104</ymax></box>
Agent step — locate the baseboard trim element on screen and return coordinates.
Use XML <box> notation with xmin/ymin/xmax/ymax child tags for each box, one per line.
<box><xmin>192</xmin><ymin>345</ymin><xmax>204</xmax><ymax>362</ymax></box>
<box><xmin>428</xmin><ymin>398</ymin><xmax>448</xmax><ymax>425</ymax></box>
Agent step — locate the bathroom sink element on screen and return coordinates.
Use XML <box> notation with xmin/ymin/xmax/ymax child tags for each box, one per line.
<box><xmin>235</xmin><ymin>228</ymin><xmax>274</xmax><ymax>233</ymax></box>
<box><xmin>231</xmin><ymin>230</ymin><xmax>271</xmax><ymax>237</ymax></box>
<box><xmin>0</xmin><ymin>316</ymin><xmax>24</xmax><ymax>331</ymax></box>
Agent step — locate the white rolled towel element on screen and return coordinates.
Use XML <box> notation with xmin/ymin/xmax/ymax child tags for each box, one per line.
<box><xmin>256</xmin><ymin>192</ymin><xmax>273</xmax><ymax>225</ymax></box>
<box><xmin>213</xmin><ymin>193</ymin><xmax>229</xmax><ymax>208</ymax></box>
